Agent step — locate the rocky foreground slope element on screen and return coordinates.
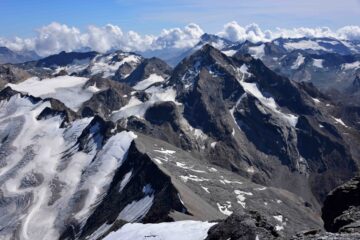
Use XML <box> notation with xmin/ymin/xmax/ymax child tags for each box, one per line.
<box><xmin>0</xmin><ymin>43</ymin><xmax>359</xmax><ymax>239</ymax></box>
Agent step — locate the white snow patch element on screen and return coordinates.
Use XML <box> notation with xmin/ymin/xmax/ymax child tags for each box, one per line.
<box><xmin>133</xmin><ymin>74</ymin><xmax>165</xmax><ymax>90</ymax></box>
<box><xmin>247</xmin><ymin>166</ymin><xmax>255</xmax><ymax>173</ymax></box>
<box><xmin>341</xmin><ymin>61</ymin><xmax>360</xmax><ymax>70</ymax></box>
<box><xmin>210</xmin><ymin>142</ymin><xmax>217</xmax><ymax>148</ymax></box>
<box><xmin>175</xmin><ymin>162</ymin><xmax>205</xmax><ymax>173</ymax></box>
<box><xmin>248</xmin><ymin>44</ymin><xmax>265</xmax><ymax>59</ymax></box>
<box><xmin>313</xmin><ymin>59</ymin><xmax>324</xmax><ymax>68</ymax></box>
<box><xmin>332</xmin><ymin>117</ymin><xmax>348</xmax><ymax>127</ymax></box>
<box><xmin>111</xmin><ymin>87</ymin><xmax>179</xmax><ymax>121</ymax></box>
<box><xmin>118</xmin><ymin>195</ymin><xmax>154</xmax><ymax>222</ymax></box>
<box><xmin>208</xmin><ymin>167</ymin><xmax>218</xmax><ymax>172</ymax></box>
<box><xmin>119</xmin><ymin>170</ymin><xmax>132</xmax><ymax>192</ymax></box>
<box><xmin>275</xmin><ymin>225</ymin><xmax>284</xmax><ymax>231</ymax></box>
<box><xmin>237</xmin><ymin>65</ymin><xmax>298</xmax><ymax>127</ymax></box>
<box><xmin>180</xmin><ymin>175</ymin><xmax>209</xmax><ymax>183</ymax></box>
<box><xmin>291</xmin><ymin>53</ymin><xmax>305</xmax><ymax>70</ymax></box>
<box><xmin>273</xmin><ymin>215</ymin><xmax>286</xmax><ymax>232</ymax></box>
<box><xmin>219</xmin><ymin>177</ymin><xmax>243</xmax><ymax>185</ymax></box>
<box><xmin>111</xmin><ymin>96</ymin><xmax>149</xmax><ymax>120</ymax></box>
<box><xmin>239</xmin><ymin>64</ymin><xmax>252</xmax><ymax>76</ymax></box>
<box><xmin>234</xmin><ymin>190</ymin><xmax>253</xmax><ymax>208</ymax></box>
<box><xmin>179</xmin><ymin>117</ymin><xmax>209</xmax><ymax>143</ymax></box>
<box><xmin>284</xmin><ymin>40</ymin><xmax>328</xmax><ymax>51</ymax></box>
<box><xmin>88</xmin><ymin>223</ymin><xmax>112</xmax><ymax>240</ymax></box>
<box><xmin>103</xmin><ymin>221</ymin><xmax>216</xmax><ymax>240</ymax></box>
<box><xmin>316</xmin><ymin>40</ymin><xmax>339</xmax><ymax>45</ymax></box>
<box><xmin>201</xmin><ymin>186</ymin><xmax>210</xmax><ymax>193</ymax></box>
<box><xmin>153</xmin><ymin>158</ymin><xmax>163</xmax><ymax>165</ymax></box>
<box><xmin>222</xmin><ymin>49</ymin><xmax>237</xmax><ymax>56</ymax></box>
<box><xmin>53</xmin><ymin>58</ymin><xmax>91</xmax><ymax>75</ymax></box>
<box><xmin>87</xmin><ymin>83</ymin><xmax>102</xmax><ymax>93</ymax></box>
<box><xmin>273</xmin><ymin>215</ymin><xmax>283</xmax><ymax>223</ymax></box>
<box><xmin>312</xmin><ymin>98</ymin><xmax>321</xmax><ymax>103</ymax></box>
<box><xmin>154</xmin><ymin>148</ymin><xmax>176</xmax><ymax>155</ymax></box>
<box><xmin>90</xmin><ymin>54</ymin><xmax>141</xmax><ymax>78</ymax></box>
<box><xmin>217</xmin><ymin>202</ymin><xmax>233</xmax><ymax>216</ymax></box>
<box><xmin>146</xmin><ymin>86</ymin><xmax>178</xmax><ymax>103</ymax></box>
<box><xmin>193</xmin><ymin>128</ymin><xmax>208</xmax><ymax>140</ymax></box>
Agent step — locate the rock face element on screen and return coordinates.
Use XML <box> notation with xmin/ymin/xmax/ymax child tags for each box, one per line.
<box><xmin>35</xmin><ymin>51</ymin><xmax>98</xmax><ymax>68</ymax></box>
<box><xmin>169</xmin><ymin>45</ymin><xmax>358</xmax><ymax>206</ymax></box>
<box><xmin>80</xmin><ymin>76</ymin><xmax>133</xmax><ymax>118</ymax></box>
<box><xmin>122</xmin><ymin>57</ymin><xmax>172</xmax><ymax>88</ymax></box>
<box><xmin>205</xmin><ymin>212</ymin><xmax>282</xmax><ymax>240</ymax></box>
<box><xmin>322</xmin><ymin>176</ymin><xmax>360</xmax><ymax>233</ymax></box>
<box><xmin>292</xmin><ymin>176</ymin><xmax>360</xmax><ymax>239</ymax></box>
<box><xmin>0</xmin><ymin>46</ymin><xmax>40</xmax><ymax>64</ymax></box>
<box><xmin>0</xmin><ymin>64</ymin><xmax>32</xmax><ymax>88</ymax></box>
<box><xmin>291</xmin><ymin>230</ymin><xmax>360</xmax><ymax>240</ymax></box>
<box><xmin>61</xmin><ymin>142</ymin><xmax>188</xmax><ymax>240</ymax></box>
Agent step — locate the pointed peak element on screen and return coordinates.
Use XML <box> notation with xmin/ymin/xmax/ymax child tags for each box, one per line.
<box><xmin>199</xmin><ymin>33</ymin><xmax>225</xmax><ymax>43</ymax></box>
<box><xmin>187</xmin><ymin>44</ymin><xmax>231</xmax><ymax>64</ymax></box>
<box><xmin>200</xmin><ymin>33</ymin><xmax>213</xmax><ymax>41</ymax></box>
<box><xmin>200</xmin><ymin>43</ymin><xmax>218</xmax><ymax>52</ymax></box>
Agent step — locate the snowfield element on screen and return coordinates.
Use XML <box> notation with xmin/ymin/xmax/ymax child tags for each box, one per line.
<box><xmin>90</xmin><ymin>53</ymin><xmax>141</xmax><ymax>78</ymax></box>
<box><xmin>284</xmin><ymin>40</ymin><xmax>328</xmax><ymax>51</ymax></box>
<box><xmin>312</xmin><ymin>59</ymin><xmax>324</xmax><ymax>68</ymax></box>
<box><xmin>291</xmin><ymin>53</ymin><xmax>305</xmax><ymax>70</ymax></box>
<box><xmin>102</xmin><ymin>221</ymin><xmax>216</xmax><ymax>240</ymax></box>
<box><xmin>133</xmin><ymin>74</ymin><xmax>165</xmax><ymax>90</ymax></box>
<box><xmin>7</xmin><ymin>75</ymin><xmax>98</xmax><ymax>110</ymax></box>
<box><xmin>111</xmin><ymin>86</ymin><xmax>178</xmax><ymax>121</ymax></box>
<box><xmin>248</xmin><ymin>44</ymin><xmax>265</xmax><ymax>59</ymax></box>
<box><xmin>0</xmin><ymin>94</ymin><xmax>137</xmax><ymax>240</ymax></box>
<box><xmin>54</xmin><ymin>58</ymin><xmax>91</xmax><ymax>75</ymax></box>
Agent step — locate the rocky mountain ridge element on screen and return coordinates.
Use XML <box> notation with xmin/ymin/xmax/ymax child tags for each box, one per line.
<box><xmin>0</xmin><ymin>42</ymin><xmax>359</xmax><ymax>239</ymax></box>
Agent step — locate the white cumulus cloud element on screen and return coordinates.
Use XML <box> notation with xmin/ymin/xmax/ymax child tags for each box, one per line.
<box><xmin>337</xmin><ymin>25</ymin><xmax>360</xmax><ymax>40</ymax></box>
<box><xmin>218</xmin><ymin>21</ymin><xmax>360</xmax><ymax>44</ymax></box>
<box><xmin>0</xmin><ymin>21</ymin><xmax>359</xmax><ymax>57</ymax></box>
<box><xmin>0</xmin><ymin>22</ymin><xmax>203</xmax><ymax>56</ymax></box>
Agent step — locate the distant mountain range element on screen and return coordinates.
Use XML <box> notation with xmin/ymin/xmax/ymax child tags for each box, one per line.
<box><xmin>0</xmin><ymin>46</ymin><xmax>40</xmax><ymax>64</ymax></box>
<box><xmin>2</xmin><ymin>34</ymin><xmax>360</xmax><ymax>91</ymax></box>
<box><xmin>139</xmin><ymin>34</ymin><xmax>360</xmax><ymax>95</ymax></box>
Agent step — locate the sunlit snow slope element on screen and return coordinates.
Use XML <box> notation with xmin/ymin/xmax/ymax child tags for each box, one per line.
<box><xmin>0</xmin><ymin>93</ymin><xmax>136</xmax><ymax>239</ymax></box>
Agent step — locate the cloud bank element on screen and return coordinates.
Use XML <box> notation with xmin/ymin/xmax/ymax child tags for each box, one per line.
<box><xmin>0</xmin><ymin>21</ymin><xmax>359</xmax><ymax>56</ymax></box>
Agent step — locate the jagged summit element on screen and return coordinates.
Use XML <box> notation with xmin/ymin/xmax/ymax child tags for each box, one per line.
<box><xmin>123</xmin><ymin>57</ymin><xmax>172</xmax><ymax>90</ymax></box>
<box><xmin>35</xmin><ymin>50</ymin><xmax>98</xmax><ymax>67</ymax></box>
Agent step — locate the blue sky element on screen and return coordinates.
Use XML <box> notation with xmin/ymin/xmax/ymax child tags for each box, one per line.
<box><xmin>1</xmin><ymin>0</ymin><xmax>360</xmax><ymax>38</ymax></box>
